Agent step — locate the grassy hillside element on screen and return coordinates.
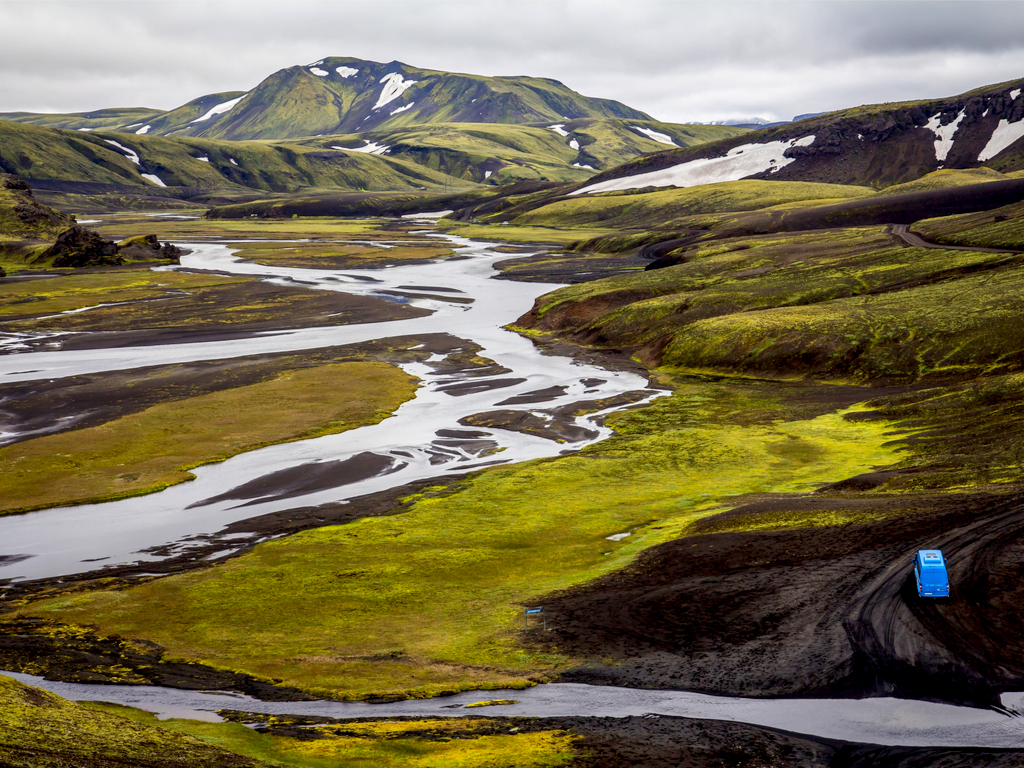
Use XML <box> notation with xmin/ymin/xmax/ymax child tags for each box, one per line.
<box><xmin>520</xmin><ymin>201</ymin><xmax>1024</xmax><ymax>385</ymax></box>
<box><xmin>0</xmin><ymin>107</ymin><xmax>163</xmax><ymax>132</ymax></box>
<box><xmin>0</xmin><ymin>119</ymin><xmax>465</xmax><ymax>196</ymax></box>
<box><xmin>557</xmin><ymin>118</ymin><xmax>748</xmax><ymax>170</ymax></box>
<box><xmin>297</xmin><ymin>120</ymin><xmax>747</xmax><ymax>183</ymax></box>
<box><xmin>511</xmin><ymin>179</ymin><xmax>874</xmax><ymax>229</ymax></box>
<box><xmin>0</xmin><ymin>116</ymin><xmax>748</xmax><ymax>204</ymax></box>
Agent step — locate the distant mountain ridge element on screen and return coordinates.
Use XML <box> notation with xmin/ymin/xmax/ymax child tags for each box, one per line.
<box><xmin>0</xmin><ymin>57</ymin><xmax>653</xmax><ymax>141</ymax></box>
<box><xmin>572</xmin><ymin>77</ymin><xmax>1024</xmax><ymax>193</ymax></box>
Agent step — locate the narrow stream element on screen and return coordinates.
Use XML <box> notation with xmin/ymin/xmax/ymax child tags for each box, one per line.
<box><xmin>0</xmin><ymin>235</ymin><xmax>657</xmax><ymax>581</ymax></box>
<box><xmin>4</xmin><ymin>671</ymin><xmax>1024</xmax><ymax>749</ymax></box>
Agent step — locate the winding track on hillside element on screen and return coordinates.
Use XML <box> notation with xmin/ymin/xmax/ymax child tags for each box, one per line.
<box><xmin>890</xmin><ymin>223</ymin><xmax>1024</xmax><ymax>254</ymax></box>
<box><xmin>845</xmin><ymin>495</ymin><xmax>1024</xmax><ymax>708</ymax></box>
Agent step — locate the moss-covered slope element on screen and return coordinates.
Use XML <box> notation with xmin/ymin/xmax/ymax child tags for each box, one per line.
<box><xmin>521</xmin><ymin>221</ymin><xmax>1024</xmax><ymax>385</ymax></box>
<box><xmin>0</xmin><ymin>119</ymin><xmax>462</xmax><ymax>196</ymax></box>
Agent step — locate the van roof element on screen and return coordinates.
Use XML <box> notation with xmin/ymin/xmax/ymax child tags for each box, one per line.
<box><xmin>919</xmin><ymin>549</ymin><xmax>945</xmax><ymax>565</ymax></box>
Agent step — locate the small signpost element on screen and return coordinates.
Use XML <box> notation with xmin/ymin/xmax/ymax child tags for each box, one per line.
<box><xmin>524</xmin><ymin>606</ymin><xmax>545</xmax><ymax>631</ymax></box>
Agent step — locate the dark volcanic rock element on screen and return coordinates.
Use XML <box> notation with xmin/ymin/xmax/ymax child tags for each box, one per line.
<box><xmin>43</xmin><ymin>225</ymin><xmax>123</xmax><ymax>267</ymax></box>
<box><xmin>117</xmin><ymin>233</ymin><xmax>183</xmax><ymax>263</ymax></box>
<box><xmin>0</xmin><ymin>172</ymin><xmax>74</xmax><ymax>238</ymax></box>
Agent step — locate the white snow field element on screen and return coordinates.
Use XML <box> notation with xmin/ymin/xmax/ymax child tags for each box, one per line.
<box><xmin>103</xmin><ymin>139</ymin><xmax>140</xmax><ymax>165</ymax></box>
<box><xmin>190</xmin><ymin>95</ymin><xmax>246</xmax><ymax>124</ymax></box>
<box><xmin>548</xmin><ymin>123</ymin><xmax>569</xmax><ymax>137</ymax></box>
<box><xmin>124</xmin><ymin>123</ymin><xmax>143</xmax><ymax>129</ymax></box>
<box><xmin>632</xmin><ymin>126</ymin><xmax>678</xmax><ymax>146</ymax></box>
<box><xmin>390</xmin><ymin>102</ymin><xmax>415</xmax><ymax>115</ymax></box>
<box><xmin>140</xmin><ymin>173</ymin><xmax>167</xmax><ymax>187</ymax></box>
<box><xmin>374</xmin><ymin>73</ymin><xmax>418</xmax><ymax>110</ymax></box>
<box><xmin>1011</xmin><ymin>89</ymin><xmax>1021</xmax><ymax>100</ymax></box>
<box><xmin>135</xmin><ymin>125</ymin><xmax>151</xmax><ymax>135</ymax></box>
<box><xmin>196</xmin><ymin>156</ymin><xmax>209</xmax><ymax>162</ymax></box>
<box><xmin>229</xmin><ymin>158</ymin><xmax>238</xmax><ymax>166</ymax></box>
<box><xmin>924</xmin><ymin>110</ymin><xmax>965</xmax><ymax>162</ymax></box>
<box><xmin>309</xmin><ymin>67</ymin><xmax>328</xmax><ymax>77</ymax></box>
<box><xmin>332</xmin><ymin>141</ymin><xmax>390</xmax><ymax>155</ymax></box>
<box><xmin>336</xmin><ymin>66</ymin><xmax>359</xmax><ymax>78</ymax></box>
<box><xmin>978</xmin><ymin>119</ymin><xmax>1024</xmax><ymax>162</ymax></box>
<box><xmin>573</xmin><ymin>162</ymin><xmax>595</xmax><ymax>169</ymax></box>
<box><xmin>572</xmin><ymin>136</ymin><xmax>816</xmax><ymax>195</ymax></box>
<box><xmin>569</xmin><ymin>138</ymin><xmax>580</xmax><ymax>150</ymax></box>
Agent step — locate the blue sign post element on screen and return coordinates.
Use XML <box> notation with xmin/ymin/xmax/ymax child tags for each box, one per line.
<box><xmin>524</xmin><ymin>606</ymin><xmax>545</xmax><ymax>631</ymax></box>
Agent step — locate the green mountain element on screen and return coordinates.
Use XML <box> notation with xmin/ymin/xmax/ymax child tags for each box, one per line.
<box><xmin>571</xmin><ymin>76</ymin><xmax>1024</xmax><ymax>194</ymax></box>
<box><xmin>0</xmin><ymin>57</ymin><xmax>653</xmax><ymax>141</ymax></box>
<box><xmin>176</xmin><ymin>57</ymin><xmax>654</xmax><ymax>140</ymax></box>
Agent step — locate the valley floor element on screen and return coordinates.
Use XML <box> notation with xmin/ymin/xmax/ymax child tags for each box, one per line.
<box><xmin>3</xmin><ymin>179</ymin><xmax>1024</xmax><ymax>766</ymax></box>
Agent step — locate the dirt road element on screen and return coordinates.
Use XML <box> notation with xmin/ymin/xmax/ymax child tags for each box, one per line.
<box><xmin>538</xmin><ymin>489</ymin><xmax>1024</xmax><ymax>707</ymax></box>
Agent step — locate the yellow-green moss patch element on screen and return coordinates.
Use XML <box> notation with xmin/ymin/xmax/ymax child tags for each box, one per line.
<box><xmin>28</xmin><ymin>382</ymin><xmax>900</xmax><ymax>698</ymax></box>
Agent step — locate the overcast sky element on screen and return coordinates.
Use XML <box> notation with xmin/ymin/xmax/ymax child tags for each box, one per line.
<box><xmin>2</xmin><ymin>0</ymin><xmax>1023</xmax><ymax>123</ymax></box>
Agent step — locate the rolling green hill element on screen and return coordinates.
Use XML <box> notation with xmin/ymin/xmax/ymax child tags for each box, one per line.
<box><xmin>0</xmin><ymin>119</ymin><xmax>467</xmax><ymax>198</ymax></box>
<box><xmin>0</xmin><ymin>107</ymin><xmax>163</xmax><ymax>132</ymax></box>
<box><xmin>0</xmin><ymin>116</ymin><xmax>744</xmax><ymax>202</ymax></box>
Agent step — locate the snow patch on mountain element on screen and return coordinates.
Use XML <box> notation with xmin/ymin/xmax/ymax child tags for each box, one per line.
<box><xmin>141</xmin><ymin>173</ymin><xmax>166</xmax><ymax>187</ymax></box>
<box><xmin>374</xmin><ymin>73</ymin><xmax>418</xmax><ymax>110</ymax></box>
<box><xmin>573</xmin><ymin>163</ymin><xmax>595</xmax><ymax>170</ymax></box>
<box><xmin>1012</xmin><ymin>89</ymin><xmax>1022</xmax><ymax>100</ymax></box>
<box><xmin>309</xmin><ymin>68</ymin><xmax>328</xmax><ymax>77</ymax></box>
<box><xmin>631</xmin><ymin>126</ymin><xmax>678</xmax><ymax>146</ymax></box>
<box><xmin>569</xmin><ymin>138</ymin><xmax>580</xmax><ymax>150</ymax></box>
<box><xmin>924</xmin><ymin>110</ymin><xmax>965</xmax><ymax>162</ymax></box>
<box><xmin>229</xmin><ymin>158</ymin><xmax>238</xmax><ymax>166</ymax></box>
<box><xmin>191</xmin><ymin>95</ymin><xmax>246</xmax><ymax>124</ymax></box>
<box><xmin>391</xmin><ymin>102</ymin><xmax>415</xmax><ymax>115</ymax></box>
<box><xmin>336</xmin><ymin>66</ymin><xmax>359</xmax><ymax>78</ymax></box>
<box><xmin>124</xmin><ymin>123</ymin><xmax>143</xmax><ymax>129</ymax></box>
<box><xmin>104</xmin><ymin>139</ymin><xmax>140</xmax><ymax>165</ymax></box>
<box><xmin>548</xmin><ymin>124</ymin><xmax>569</xmax><ymax>137</ymax></box>
<box><xmin>572</xmin><ymin>136</ymin><xmax>816</xmax><ymax>195</ymax></box>
<box><xmin>77</xmin><ymin>128</ymin><xmax>92</xmax><ymax>132</ymax></box>
<box><xmin>978</xmin><ymin>119</ymin><xmax>1024</xmax><ymax>162</ymax></box>
<box><xmin>196</xmin><ymin>156</ymin><xmax>209</xmax><ymax>162</ymax></box>
<box><xmin>332</xmin><ymin>141</ymin><xmax>390</xmax><ymax>155</ymax></box>
<box><xmin>135</xmin><ymin>125</ymin><xmax>151</xmax><ymax>135</ymax></box>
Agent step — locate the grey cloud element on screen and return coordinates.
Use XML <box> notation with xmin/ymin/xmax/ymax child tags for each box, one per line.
<box><xmin>0</xmin><ymin>0</ymin><xmax>1022</xmax><ymax>123</ymax></box>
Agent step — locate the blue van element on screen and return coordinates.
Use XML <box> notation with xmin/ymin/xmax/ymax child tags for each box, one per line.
<box><xmin>914</xmin><ymin>549</ymin><xmax>950</xmax><ymax>597</ymax></box>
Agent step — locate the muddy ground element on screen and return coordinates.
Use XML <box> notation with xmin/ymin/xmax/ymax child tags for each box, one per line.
<box><xmin>0</xmin><ymin>333</ymin><xmax>470</xmax><ymax>446</ymax></box>
<box><xmin>531</xmin><ymin>487</ymin><xmax>1024</xmax><ymax>709</ymax></box>
<box><xmin>1</xmin><ymin>278</ymin><xmax>429</xmax><ymax>353</ymax></box>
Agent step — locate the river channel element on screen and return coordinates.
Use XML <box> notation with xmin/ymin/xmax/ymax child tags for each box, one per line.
<box><xmin>0</xmin><ymin>234</ymin><xmax>657</xmax><ymax>580</ymax></box>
